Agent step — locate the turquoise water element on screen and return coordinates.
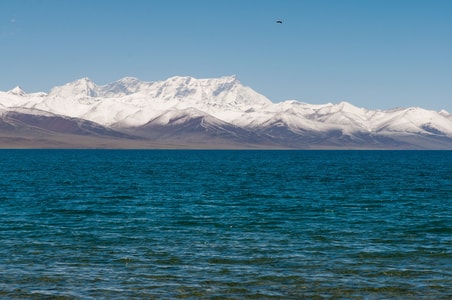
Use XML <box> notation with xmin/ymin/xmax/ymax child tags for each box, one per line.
<box><xmin>0</xmin><ymin>150</ymin><xmax>451</xmax><ymax>299</ymax></box>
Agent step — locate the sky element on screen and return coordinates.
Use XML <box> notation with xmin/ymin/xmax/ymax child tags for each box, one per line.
<box><xmin>1</xmin><ymin>0</ymin><xmax>451</xmax><ymax>111</ymax></box>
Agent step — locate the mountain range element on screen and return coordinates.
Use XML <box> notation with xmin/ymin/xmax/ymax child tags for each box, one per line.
<box><xmin>1</xmin><ymin>76</ymin><xmax>451</xmax><ymax>149</ymax></box>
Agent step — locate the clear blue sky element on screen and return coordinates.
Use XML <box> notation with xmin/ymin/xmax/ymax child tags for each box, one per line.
<box><xmin>1</xmin><ymin>0</ymin><xmax>451</xmax><ymax>111</ymax></box>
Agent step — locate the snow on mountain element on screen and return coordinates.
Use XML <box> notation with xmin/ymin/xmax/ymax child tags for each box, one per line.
<box><xmin>0</xmin><ymin>87</ymin><xmax>46</xmax><ymax>109</ymax></box>
<box><xmin>145</xmin><ymin>107</ymin><xmax>208</xmax><ymax>126</ymax></box>
<box><xmin>129</xmin><ymin>75</ymin><xmax>273</xmax><ymax>122</ymax></box>
<box><xmin>49</xmin><ymin>77</ymin><xmax>98</xmax><ymax>98</ymax></box>
<box><xmin>233</xmin><ymin>99</ymin><xmax>452</xmax><ymax>138</ymax></box>
<box><xmin>8</xmin><ymin>86</ymin><xmax>26</xmax><ymax>96</ymax></box>
<box><xmin>312</xmin><ymin>101</ymin><xmax>372</xmax><ymax>131</ymax></box>
<box><xmin>274</xmin><ymin>101</ymin><xmax>373</xmax><ymax>133</ymax></box>
<box><xmin>98</xmin><ymin>77</ymin><xmax>145</xmax><ymax>97</ymax></box>
<box><xmin>15</xmin><ymin>75</ymin><xmax>273</xmax><ymax>127</ymax></box>
<box><xmin>439</xmin><ymin>109</ymin><xmax>452</xmax><ymax>122</ymax></box>
<box><xmin>1</xmin><ymin>75</ymin><xmax>451</xmax><ymax>149</ymax></box>
<box><xmin>231</xmin><ymin>101</ymin><xmax>335</xmax><ymax>133</ymax></box>
<box><xmin>370</xmin><ymin>107</ymin><xmax>452</xmax><ymax>136</ymax></box>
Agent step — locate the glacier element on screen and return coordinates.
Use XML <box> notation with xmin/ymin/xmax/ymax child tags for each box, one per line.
<box><xmin>1</xmin><ymin>75</ymin><xmax>451</xmax><ymax>149</ymax></box>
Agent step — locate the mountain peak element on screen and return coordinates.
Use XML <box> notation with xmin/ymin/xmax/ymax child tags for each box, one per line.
<box><xmin>439</xmin><ymin>109</ymin><xmax>449</xmax><ymax>116</ymax></box>
<box><xmin>99</xmin><ymin>77</ymin><xmax>145</xmax><ymax>97</ymax></box>
<box><xmin>73</xmin><ymin>77</ymin><xmax>96</xmax><ymax>89</ymax></box>
<box><xmin>70</xmin><ymin>77</ymin><xmax>95</xmax><ymax>87</ymax></box>
<box><xmin>336</xmin><ymin>101</ymin><xmax>367</xmax><ymax>115</ymax></box>
<box><xmin>116</xmin><ymin>77</ymin><xmax>141</xmax><ymax>84</ymax></box>
<box><xmin>217</xmin><ymin>74</ymin><xmax>237</xmax><ymax>81</ymax></box>
<box><xmin>77</xmin><ymin>77</ymin><xmax>92</xmax><ymax>82</ymax></box>
<box><xmin>8</xmin><ymin>86</ymin><xmax>26</xmax><ymax>96</ymax></box>
<box><xmin>50</xmin><ymin>77</ymin><xmax>98</xmax><ymax>98</ymax></box>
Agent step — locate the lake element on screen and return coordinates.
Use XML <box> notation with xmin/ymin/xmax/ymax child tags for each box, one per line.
<box><xmin>0</xmin><ymin>150</ymin><xmax>451</xmax><ymax>298</ymax></box>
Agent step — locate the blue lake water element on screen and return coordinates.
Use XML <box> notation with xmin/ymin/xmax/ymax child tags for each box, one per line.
<box><xmin>0</xmin><ymin>150</ymin><xmax>451</xmax><ymax>299</ymax></box>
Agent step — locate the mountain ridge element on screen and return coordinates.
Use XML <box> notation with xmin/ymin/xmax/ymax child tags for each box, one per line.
<box><xmin>1</xmin><ymin>76</ymin><xmax>451</xmax><ymax>149</ymax></box>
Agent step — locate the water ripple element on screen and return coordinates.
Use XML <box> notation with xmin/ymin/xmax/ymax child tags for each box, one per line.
<box><xmin>0</xmin><ymin>150</ymin><xmax>451</xmax><ymax>298</ymax></box>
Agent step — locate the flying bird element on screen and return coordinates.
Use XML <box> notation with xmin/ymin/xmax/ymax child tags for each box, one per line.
<box><xmin>276</xmin><ymin>20</ymin><xmax>283</xmax><ymax>24</ymax></box>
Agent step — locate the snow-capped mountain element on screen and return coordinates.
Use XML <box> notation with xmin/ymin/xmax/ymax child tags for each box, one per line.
<box><xmin>1</xmin><ymin>76</ymin><xmax>451</xmax><ymax>149</ymax></box>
